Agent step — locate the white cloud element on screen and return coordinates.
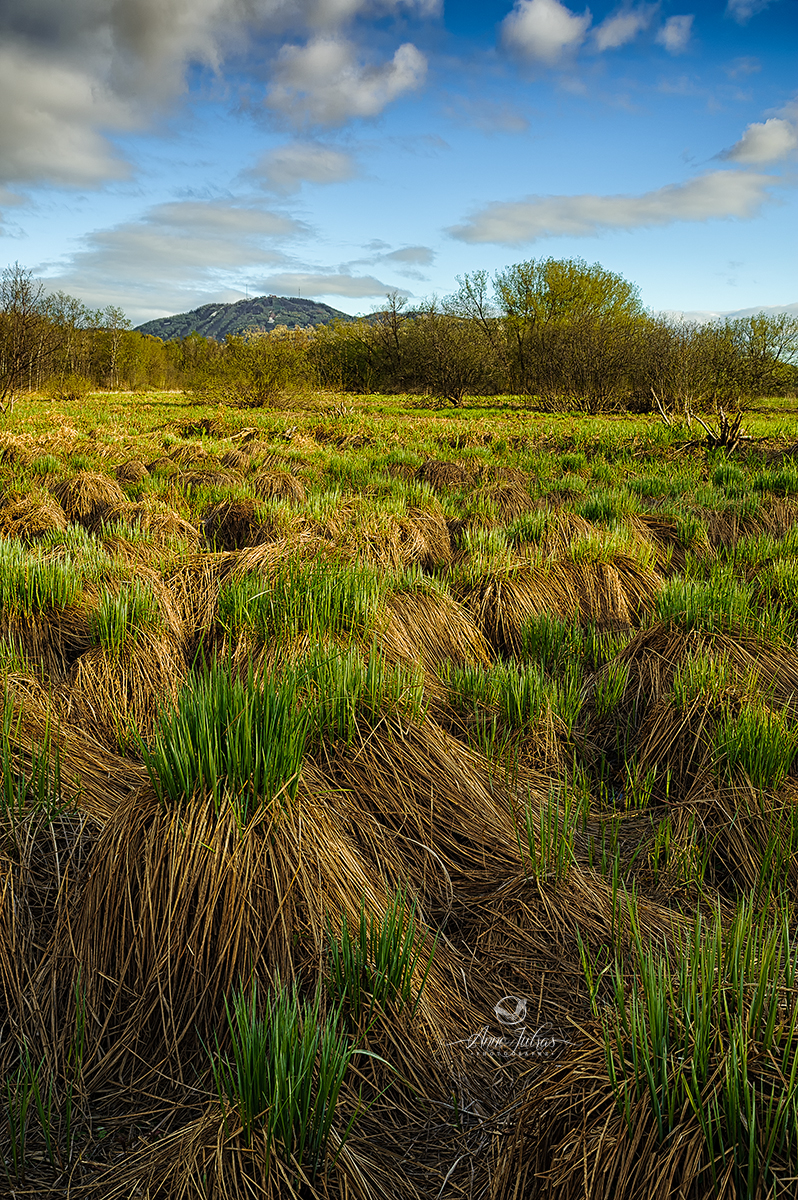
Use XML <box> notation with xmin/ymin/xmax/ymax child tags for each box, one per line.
<box><xmin>381</xmin><ymin>246</ymin><xmax>434</xmax><ymax>264</ymax></box>
<box><xmin>449</xmin><ymin>170</ymin><xmax>777</xmax><ymax>244</ymax></box>
<box><xmin>721</xmin><ymin>116</ymin><xmax>798</xmax><ymax>164</ymax></box>
<box><xmin>726</xmin><ymin>0</ymin><xmax>773</xmax><ymax>22</ymax></box>
<box><xmin>0</xmin><ymin>0</ymin><xmax>437</xmax><ymax>188</ymax></box>
<box><xmin>443</xmin><ymin>94</ymin><xmax>530</xmax><ymax>133</ymax></box>
<box><xmin>40</xmin><ymin>200</ymin><xmax>305</xmax><ymax>321</ymax></box>
<box><xmin>0</xmin><ymin>44</ymin><xmax>136</xmax><ymax>187</ymax></box>
<box><xmin>500</xmin><ymin>0</ymin><xmax>591</xmax><ymax>65</ymax></box>
<box><xmin>725</xmin><ymin>55</ymin><xmax>761</xmax><ymax>78</ymax></box>
<box><xmin>252</xmin><ymin>142</ymin><xmax>358</xmax><ymax>193</ymax></box>
<box><xmin>267</xmin><ymin>37</ymin><xmax>427</xmax><ymax>125</ymax></box>
<box><xmin>593</xmin><ymin>5</ymin><xmax>655</xmax><ymax>51</ymax></box>
<box><xmin>655</xmin><ymin>14</ymin><xmax>693</xmax><ymax>53</ymax></box>
<box><xmin>255</xmin><ymin>270</ymin><xmax>410</xmax><ymax>298</ymax></box>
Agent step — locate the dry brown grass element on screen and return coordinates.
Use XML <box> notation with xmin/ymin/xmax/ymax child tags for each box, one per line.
<box><xmin>115</xmin><ymin>458</ymin><xmax>150</xmax><ymax>484</ymax></box>
<box><xmin>200</xmin><ymin>497</ymin><xmax>280</xmax><ymax>550</ymax></box>
<box><xmin>50</xmin><ymin>469</ymin><xmax>127</xmax><ymax>528</ymax></box>
<box><xmin>251</xmin><ymin>468</ymin><xmax>307</xmax><ymax>504</ymax></box>
<box><xmin>59</xmin><ymin>631</ymin><xmax>187</xmax><ymax>747</ymax></box>
<box><xmin>414</xmin><ymin>459</ymin><xmax>474</xmax><ymax>492</ymax></box>
<box><xmin>464</xmin><ymin>557</ymin><xmax>660</xmax><ymax>654</ymax></box>
<box><xmin>382</xmin><ymin>587</ymin><xmax>492</xmax><ymax>674</ymax></box>
<box><xmin>0</xmin><ymin>489</ymin><xmax>68</xmax><ymax>541</ymax></box>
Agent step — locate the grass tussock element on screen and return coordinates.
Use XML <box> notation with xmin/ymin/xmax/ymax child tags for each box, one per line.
<box><xmin>6</xmin><ymin>395</ymin><xmax>798</xmax><ymax>1198</ymax></box>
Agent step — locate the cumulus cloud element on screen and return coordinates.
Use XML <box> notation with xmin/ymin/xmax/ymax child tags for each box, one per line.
<box><xmin>726</xmin><ymin>0</ymin><xmax>774</xmax><ymax>22</ymax></box>
<box><xmin>500</xmin><ymin>0</ymin><xmax>591</xmax><ymax>65</ymax></box>
<box><xmin>593</xmin><ymin>5</ymin><xmax>655</xmax><ymax>51</ymax></box>
<box><xmin>255</xmin><ymin>270</ymin><xmax>410</xmax><ymax>297</ymax></box>
<box><xmin>655</xmin><ymin>14</ymin><xmax>693</xmax><ymax>53</ymax></box>
<box><xmin>449</xmin><ymin>170</ymin><xmax>777</xmax><ymax>244</ymax></box>
<box><xmin>267</xmin><ymin>36</ymin><xmax>426</xmax><ymax>125</ymax></box>
<box><xmin>0</xmin><ymin>44</ymin><xmax>136</xmax><ymax>188</ymax></box>
<box><xmin>721</xmin><ymin>116</ymin><xmax>798</xmax><ymax>164</ymax></box>
<box><xmin>41</xmin><ymin>200</ymin><xmax>305</xmax><ymax>321</ymax></box>
<box><xmin>252</xmin><ymin>142</ymin><xmax>358</xmax><ymax>193</ymax></box>
<box><xmin>0</xmin><ymin>0</ymin><xmax>437</xmax><ymax>188</ymax></box>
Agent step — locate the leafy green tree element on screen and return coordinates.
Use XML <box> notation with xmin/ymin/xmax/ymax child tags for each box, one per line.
<box><xmin>403</xmin><ymin>299</ymin><xmax>500</xmax><ymax>405</ymax></box>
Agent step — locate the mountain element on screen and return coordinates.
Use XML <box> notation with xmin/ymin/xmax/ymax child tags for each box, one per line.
<box><xmin>134</xmin><ymin>295</ymin><xmax>357</xmax><ymax>340</ymax></box>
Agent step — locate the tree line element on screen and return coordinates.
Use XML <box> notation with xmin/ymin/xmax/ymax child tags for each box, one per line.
<box><xmin>3</xmin><ymin>259</ymin><xmax>797</xmax><ymax>414</ymax></box>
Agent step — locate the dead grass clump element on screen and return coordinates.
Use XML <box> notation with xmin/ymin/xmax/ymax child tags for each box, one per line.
<box><xmin>464</xmin><ymin>559</ymin><xmax>659</xmax><ymax>655</ymax></box>
<box><xmin>145</xmin><ymin>455</ymin><xmax>179</xmax><ymax>476</ymax></box>
<box><xmin>404</xmin><ymin>507</ymin><xmax>453</xmax><ymax>569</ymax></box>
<box><xmin>232</xmin><ymin>533</ymin><xmax>338</xmax><ymax>578</ymax></box>
<box><xmin>169</xmin><ymin>442</ymin><xmax>212</xmax><ymax>467</ymax></box>
<box><xmin>0</xmin><ymin>609</ymin><xmax>92</xmax><ymax>680</ymax></box>
<box><xmin>385</xmin><ymin>460</ymin><xmax>417</xmax><ymax>481</ymax></box>
<box><xmin>50</xmin><ymin>470</ymin><xmax>126</xmax><ymax>528</ymax></box>
<box><xmin>481</xmin><ymin>465</ymin><xmax>530</xmax><ymax>486</ymax></box>
<box><xmin>102</xmin><ymin>500</ymin><xmax>200</xmax><ymax>548</ymax></box>
<box><xmin>0</xmin><ymin>491</ymin><xmax>67</xmax><ymax>542</ymax></box>
<box><xmin>56</xmin><ymin>789</ymin><xmax>302</xmax><ymax>1082</ymax></box>
<box><xmin>167</xmin><ymin>554</ymin><xmax>232</xmax><ymax>649</ymax></box>
<box><xmin>60</xmin><ymin>632</ymin><xmax>186</xmax><ymax>747</ymax></box>
<box><xmin>201</xmin><ymin>499</ymin><xmax>280</xmax><ymax>551</ymax></box>
<box><xmin>251</xmin><ymin>469</ymin><xmax>306</xmax><ymax>504</ymax></box>
<box><xmin>220</xmin><ymin>447</ymin><xmax>251</xmax><ymax>472</ymax></box>
<box><xmin>382</xmin><ymin>587</ymin><xmax>492</xmax><ymax>674</ymax></box>
<box><xmin>478</xmin><ymin>479</ymin><xmax>534</xmax><ymax>522</ymax></box>
<box><xmin>3</xmin><ymin>675</ymin><xmax>146</xmax><ymax>823</ymax></box>
<box><xmin>115</xmin><ymin>459</ymin><xmax>149</xmax><ymax>484</ymax></box>
<box><xmin>632</xmin><ymin>513</ymin><xmax>697</xmax><ymax>574</ymax></box>
<box><xmin>180</xmin><ymin>468</ymin><xmax>244</xmax><ymax>493</ymax></box>
<box><xmin>0</xmin><ymin>434</ymin><xmax>31</xmax><ymax>466</ymax></box>
<box><xmin>414</xmin><ymin>459</ymin><xmax>474</xmax><ymax>492</ymax></box>
<box><xmin>316</xmin><ymin>716</ymin><xmax>526</xmax><ymax>901</ymax></box>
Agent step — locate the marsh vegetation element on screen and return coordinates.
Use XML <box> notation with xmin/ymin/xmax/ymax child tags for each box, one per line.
<box><xmin>1</xmin><ymin>366</ymin><xmax>798</xmax><ymax>1196</ymax></box>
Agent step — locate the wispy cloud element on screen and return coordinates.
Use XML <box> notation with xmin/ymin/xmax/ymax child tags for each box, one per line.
<box><xmin>593</xmin><ymin>5</ymin><xmax>656</xmax><ymax>52</ymax></box>
<box><xmin>725</xmin><ymin>0</ymin><xmax>775</xmax><ymax>24</ymax></box>
<box><xmin>449</xmin><ymin>169</ymin><xmax>777</xmax><ymax>243</ymax></box>
<box><xmin>254</xmin><ymin>270</ymin><xmax>410</xmax><ymax>298</ymax></box>
<box><xmin>655</xmin><ymin>14</ymin><xmax>694</xmax><ymax>54</ymax></box>
<box><xmin>39</xmin><ymin>200</ymin><xmax>305</xmax><ymax>320</ymax></box>
<box><xmin>250</xmin><ymin>142</ymin><xmax>358</xmax><ymax>194</ymax></box>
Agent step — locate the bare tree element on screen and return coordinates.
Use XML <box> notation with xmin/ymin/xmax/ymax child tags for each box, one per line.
<box><xmin>0</xmin><ymin>263</ymin><xmax>58</xmax><ymax>413</ymax></box>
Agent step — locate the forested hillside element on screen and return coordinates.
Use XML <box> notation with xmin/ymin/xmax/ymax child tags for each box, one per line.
<box><xmin>135</xmin><ymin>295</ymin><xmax>355</xmax><ymax>340</ymax></box>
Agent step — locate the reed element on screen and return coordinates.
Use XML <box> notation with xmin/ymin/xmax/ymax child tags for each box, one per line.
<box><xmin>140</xmin><ymin>662</ymin><xmax>308</xmax><ymax>824</ymax></box>
<box><xmin>326</xmin><ymin>889</ymin><xmax>436</xmax><ymax>1022</ymax></box>
<box><xmin>211</xmin><ymin>979</ymin><xmax>361</xmax><ymax>1183</ymax></box>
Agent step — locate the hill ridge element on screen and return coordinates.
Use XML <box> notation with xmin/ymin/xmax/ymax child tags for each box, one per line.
<box><xmin>135</xmin><ymin>294</ymin><xmax>356</xmax><ymax>340</ymax></box>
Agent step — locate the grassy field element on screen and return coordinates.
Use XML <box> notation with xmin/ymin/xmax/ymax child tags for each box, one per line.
<box><xmin>2</xmin><ymin>388</ymin><xmax>798</xmax><ymax>1198</ymax></box>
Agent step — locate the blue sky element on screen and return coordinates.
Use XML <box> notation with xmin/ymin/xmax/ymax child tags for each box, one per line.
<box><xmin>0</xmin><ymin>0</ymin><xmax>795</xmax><ymax>324</ymax></box>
